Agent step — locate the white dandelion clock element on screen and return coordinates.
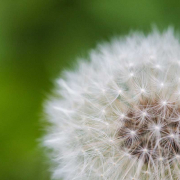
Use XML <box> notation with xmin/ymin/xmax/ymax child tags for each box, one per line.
<box><xmin>43</xmin><ymin>28</ymin><xmax>180</xmax><ymax>180</ymax></box>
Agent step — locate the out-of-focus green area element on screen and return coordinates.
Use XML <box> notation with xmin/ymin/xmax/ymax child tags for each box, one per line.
<box><xmin>0</xmin><ymin>0</ymin><xmax>180</xmax><ymax>179</ymax></box>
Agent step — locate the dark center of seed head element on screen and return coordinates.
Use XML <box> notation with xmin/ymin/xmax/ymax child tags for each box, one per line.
<box><xmin>118</xmin><ymin>101</ymin><xmax>180</xmax><ymax>164</ymax></box>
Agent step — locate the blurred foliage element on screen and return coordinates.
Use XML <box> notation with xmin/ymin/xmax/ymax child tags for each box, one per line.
<box><xmin>0</xmin><ymin>0</ymin><xmax>180</xmax><ymax>179</ymax></box>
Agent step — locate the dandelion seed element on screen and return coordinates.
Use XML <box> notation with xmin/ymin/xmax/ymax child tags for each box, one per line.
<box><xmin>105</xmin><ymin>122</ymin><xmax>109</xmax><ymax>126</ymax></box>
<box><xmin>102</xmin><ymin>109</ymin><xmax>106</xmax><ymax>114</ymax></box>
<box><xmin>158</xmin><ymin>157</ymin><xmax>164</xmax><ymax>161</ymax></box>
<box><xmin>142</xmin><ymin>148</ymin><xmax>148</xmax><ymax>153</ymax></box>
<box><xmin>142</xmin><ymin>111</ymin><xmax>147</xmax><ymax>117</ymax></box>
<box><xmin>169</xmin><ymin>133</ymin><xmax>175</xmax><ymax>138</ymax></box>
<box><xmin>120</xmin><ymin>113</ymin><xmax>125</xmax><ymax>119</ymax></box>
<box><xmin>118</xmin><ymin>89</ymin><xmax>123</xmax><ymax>94</ymax></box>
<box><xmin>154</xmin><ymin>125</ymin><xmax>161</xmax><ymax>131</ymax></box>
<box><xmin>155</xmin><ymin>64</ymin><xmax>161</xmax><ymax>69</ymax></box>
<box><xmin>102</xmin><ymin>89</ymin><xmax>106</xmax><ymax>93</ymax></box>
<box><xmin>162</xmin><ymin>100</ymin><xmax>167</xmax><ymax>106</ymax></box>
<box><xmin>140</xmin><ymin>88</ymin><xmax>146</xmax><ymax>93</ymax></box>
<box><xmin>160</xmin><ymin>82</ymin><xmax>164</xmax><ymax>87</ymax></box>
<box><xmin>144</xmin><ymin>170</ymin><xmax>150</xmax><ymax>174</ymax></box>
<box><xmin>130</xmin><ymin>130</ymin><xmax>136</xmax><ymax>136</ymax></box>
<box><xmin>129</xmin><ymin>72</ymin><xmax>134</xmax><ymax>77</ymax></box>
<box><xmin>129</xmin><ymin>63</ymin><xmax>134</xmax><ymax>67</ymax></box>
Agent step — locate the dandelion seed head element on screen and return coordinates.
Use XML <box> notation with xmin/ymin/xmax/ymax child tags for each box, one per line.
<box><xmin>43</xmin><ymin>28</ymin><xmax>180</xmax><ymax>180</ymax></box>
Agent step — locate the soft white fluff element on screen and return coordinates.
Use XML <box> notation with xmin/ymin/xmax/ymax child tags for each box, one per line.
<box><xmin>44</xmin><ymin>28</ymin><xmax>180</xmax><ymax>180</ymax></box>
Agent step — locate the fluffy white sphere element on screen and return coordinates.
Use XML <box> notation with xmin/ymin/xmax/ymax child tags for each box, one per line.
<box><xmin>44</xmin><ymin>28</ymin><xmax>180</xmax><ymax>180</ymax></box>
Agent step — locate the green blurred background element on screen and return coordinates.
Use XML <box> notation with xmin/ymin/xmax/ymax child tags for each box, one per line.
<box><xmin>0</xmin><ymin>0</ymin><xmax>180</xmax><ymax>179</ymax></box>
